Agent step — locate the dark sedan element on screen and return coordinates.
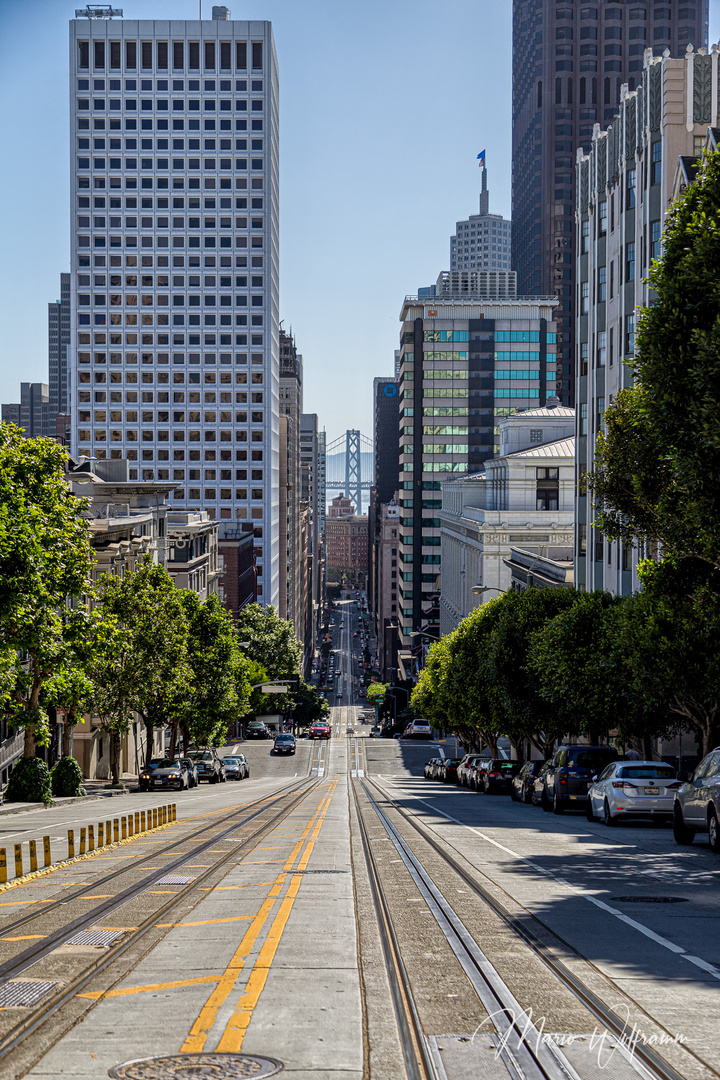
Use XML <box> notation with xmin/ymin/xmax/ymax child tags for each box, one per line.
<box><xmin>274</xmin><ymin>734</ymin><xmax>296</xmax><ymax>755</ymax></box>
<box><xmin>478</xmin><ymin>759</ymin><xmax>521</xmax><ymax>794</ymax></box>
<box><xmin>139</xmin><ymin>758</ymin><xmax>189</xmax><ymax>792</ymax></box>
<box><xmin>440</xmin><ymin>758</ymin><xmax>462</xmax><ymax>784</ymax></box>
<box><xmin>511</xmin><ymin>761</ymin><xmax>546</xmax><ymax>803</ymax></box>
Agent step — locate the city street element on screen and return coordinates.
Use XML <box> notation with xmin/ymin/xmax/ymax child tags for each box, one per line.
<box><xmin>0</xmin><ymin>606</ymin><xmax>717</xmax><ymax>1080</ymax></box>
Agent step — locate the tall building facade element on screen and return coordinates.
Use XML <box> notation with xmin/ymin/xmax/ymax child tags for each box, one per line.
<box><xmin>575</xmin><ymin>48</ymin><xmax>714</xmax><ymax>595</ymax></box>
<box><xmin>279</xmin><ymin>328</ymin><xmax>303</xmax><ymax>634</ymax></box>
<box><xmin>373</xmin><ymin>376</ymin><xmax>400</xmax><ymax>506</ymax></box>
<box><xmin>397</xmin><ymin>294</ymin><xmax>558</xmax><ymax>645</ymax></box>
<box><xmin>68</xmin><ymin>10</ymin><xmax>280</xmax><ymax>605</ymax></box>
<box><xmin>511</xmin><ymin>0</ymin><xmax>708</xmax><ymax>407</ymax></box>
<box><xmin>300</xmin><ymin>413</ymin><xmax>321</xmax><ymax>628</ymax></box>
<box><xmin>1</xmin><ymin>384</ymin><xmax>51</xmax><ymax>437</ymax></box>
<box><xmin>49</xmin><ymin>273</ymin><xmax>72</xmax><ymax>419</ymax></box>
<box><xmin>450</xmin><ymin>167</ymin><xmax>512</xmax><ymax>272</ymax></box>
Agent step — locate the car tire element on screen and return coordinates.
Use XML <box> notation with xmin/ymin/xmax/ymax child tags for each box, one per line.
<box><xmin>175</xmin><ymin>780</ymin><xmax>184</xmax><ymax>791</ymax></box>
<box><xmin>585</xmin><ymin>799</ymin><xmax>595</xmax><ymax>822</ymax></box>
<box><xmin>510</xmin><ymin>784</ymin><xmax>518</xmax><ymax>801</ymax></box>
<box><xmin>523</xmin><ymin>785</ymin><xmax>533</xmax><ymax>805</ymax></box>
<box><xmin>672</xmin><ymin>804</ymin><xmax>695</xmax><ymax>845</ymax></box>
<box><xmin>541</xmin><ymin>789</ymin><xmax>552</xmax><ymax>812</ymax></box>
<box><xmin>552</xmin><ymin>790</ymin><xmax>563</xmax><ymax>815</ymax></box>
<box><xmin>603</xmin><ymin>799</ymin><xmax>616</xmax><ymax>826</ymax></box>
<box><xmin>708</xmin><ymin>806</ymin><xmax>720</xmax><ymax>853</ymax></box>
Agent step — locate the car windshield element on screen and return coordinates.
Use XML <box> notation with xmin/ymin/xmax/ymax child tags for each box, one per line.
<box><xmin>156</xmin><ymin>759</ymin><xmax>181</xmax><ymax>768</ymax></box>
<box><xmin>146</xmin><ymin>759</ymin><xmax>164</xmax><ymax>767</ymax></box>
<box><xmin>571</xmin><ymin>750</ymin><xmax>616</xmax><ymax>769</ymax></box>
<box><xmin>186</xmin><ymin>751</ymin><xmax>212</xmax><ymax>761</ymax></box>
<box><xmin>276</xmin><ymin>736</ymin><xmax>293</xmax><ymax>742</ymax></box>
<box><xmin>446</xmin><ymin>758</ymin><xmax>461</xmax><ymax>766</ymax></box>
<box><xmin>618</xmin><ymin>766</ymin><xmax>675</xmax><ymax>780</ymax></box>
<box><xmin>224</xmin><ymin>757</ymin><xmax>240</xmax><ymax>764</ymax></box>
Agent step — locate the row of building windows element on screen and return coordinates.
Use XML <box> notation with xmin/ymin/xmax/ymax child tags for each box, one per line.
<box><xmin>77</xmin><ymin>295</ymin><xmax>265</xmax><ymax>308</ymax></box>
<box><xmin>77</xmin><ymin>40</ymin><xmax>264</xmax><ymax>75</ymax></box>
<box><xmin>79</xmin><ymin>140</ymin><xmax>262</xmax><ymax>152</ymax></box>
<box><xmin>77</xmin><ymin>119</ymin><xmax>264</xmax><ymax>134</ymax></box>
<box><xmin>79</xmin><ymin>197</ymin><xmax>261</xmax><ymax>209</ymax></box>
<box><xmin>78</xmin><ymin>78</ymin><xmax>262</xmax><ymax>92</ymax></box>
<box><xmin>78</xmin><ymin>99</ymin><xmax>264</xmax><ymax>113</ymax></box>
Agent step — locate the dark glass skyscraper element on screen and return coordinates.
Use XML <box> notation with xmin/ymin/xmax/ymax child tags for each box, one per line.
<box><xmin>511</xmin><ymin>0</ymin><xmax>709</xmax><ymax>404</ymax></box>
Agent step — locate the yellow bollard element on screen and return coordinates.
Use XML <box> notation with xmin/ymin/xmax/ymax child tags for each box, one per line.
<box><xmin>80</xmin><ymin>827</ymin><xmax>86</xmax><ymax>855</ymax></box>
<box><xmin>0</xmin><ymin>848</ymin><xmax>6</xmax><ymax>884</ymax></box>
<box><xmin>68</xmin><ymin>830</ymin><xmax>75</xmax><ymax>860</ymax></box>
<box><xmin>14</xmin><ymin>844</ymin><xmax>23</xmax><ymax>879</ymax></box>
<box><xmin>134</xmin><ymin>811</ymin><xmax>140</xmax><ymax>834</ymax></box>
<box><xmin>43</xmin><ymin>836</ymin><xmax>51</xmax><ymax>867</ymax></box>
<box><xmin>106</xmin><ymin>820</ymin><xmax>112</xmax><ymax>844</ymax></box>
<box><xmin>162</xmin><ymin>806</ymin><xmax>167</xmax><ymax>825</ymax></box>
<box><xmin>172</xmin><ymin>803</ymin><xmax>176</xmax><ymax>821</ymax></box>
<box><xmin>121</xmin><ymin>816</ymin><xmax>127</xmax><ymax>840</ymax></box>
<box><xmin>113</xmin><ymin>819</ymin><xmax>119</xmax><ymax>843</ymax></box>
<box><xmin>140</xmin><ymin>810</ymin><xmax>146</xmax><ymax>832</ymax></box>
<box><xmin>98</xmin><ymin>822</ymin><xmax>104</xmax><ymax>847</ymax></box>
<box><xmin>88</xmin><ymin>824</ymin><xmax>95</xmax><ymax>851</ymax></box>
<box><xmin>153</xmin><ymin>808</ymin><xmax>158</xmax><ymax>829</ymax></box>
<box><xmin>28</xmin><ymin>840</ymin><xmax>38</xmax><ymax>873</ymax></box>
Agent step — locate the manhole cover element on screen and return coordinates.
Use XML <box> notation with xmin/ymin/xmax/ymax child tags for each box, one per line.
<box><xmin>108</xmin><ymin>1054</ymin><xmax>282</xmax><ymax>1078</ymax></box>
<box><xmin>0</xmin><ymin>981</ymin><xmax>56</xmax><ymax>1007</ymax></box>
<box><xmin>611</xmin><ymin>896</ymin><xmax>688</xmax><ymax>904</ymax></box>
<box><xmin>155</xmin><ymin>876</ymin><xmax>194</xmax><ymax>885</ymax></box>
<box><xmin>66</xmin><ymin>930</ymin><xmax>124</xmax><ymax>947</ymax></box>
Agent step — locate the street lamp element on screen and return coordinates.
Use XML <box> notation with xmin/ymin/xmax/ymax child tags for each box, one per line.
<box><xmin>471</xmin><ymin>585</ymin><xmax>503</xmax><ymax>596</ymax></box>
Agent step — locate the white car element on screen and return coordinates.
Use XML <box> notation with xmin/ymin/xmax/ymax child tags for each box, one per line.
<box><xmin>402</xmin><ymin>718</ymin><xmax>433</xmax><ymax>740</ymax></box>
<box><xmin>586</xmin><ymin>760</ymin><xmax>681</xmax><ymax>826</ymax></box>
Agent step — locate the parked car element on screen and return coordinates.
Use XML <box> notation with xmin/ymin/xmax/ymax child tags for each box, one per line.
<box><xmin>478</xmin><ymin>759</ymin><xmax>521</xmax><ymax>794</ymax></box>
<box><xmin>457</xmin><ymin>754</ymin><xmax>482</xmax><ymax>787</ymax></box>
<box><xmin>139</xmin><ymin>758</ymin><xmax>190</xmax><ymax>792</ymax></box>
<box><xmin>511</xmin><ymin>761</ymin><xmax>546</xmax><ymax>803</ymax></box>
<box><xmin>223</xmin><ymin>755</ymin><xmax>248</xmax><ymax>779</ymax></box>
<box><xmin>531</xmin><ymin>762</ymin><xmax>552</xmax><ymax>806</ymax></box>
<box><xmin>184</xmin><ymin>748</ymin><xmax>226</xmax><ymax>783</ymax></box>
<box><xmin>440</xmin><ymin>758</ymin><xmax>462</xmax><ymax>784</ymax></box>
<box><xmin>587</xmin><ymin>761</ymin><xmax>680</xmax><ymax>825</ymax></box>
<box><xmin>402</xmin><ymin>718</ymin><xmax>433</xmax><ymax>740</ymax></box>
<box><xmin>673</xmin><ymin>747</ymin><xmax>720</xmax><ymax>851</ymax></box>
<box><xmin>180</xmin><ymin>757</ymin><xmax>199</xmax><ymax>788</ymax></box>
<box><xmin>542</xmin><ymin>745</ymin><xmax>619</xmax><ymax>813</ymax></box>
<box><xmin>424</xmin><ymin>758</ymin><xmax>440</xmax><ymax>779</ymax></box>
<box><xmin>308</xmin><ymin>721</ymin><xmax>331</xmax><ymax>739</ymax></box>
<box><xmin>245</xmin><ymin>720</ymin><xmax>271</xmax><ymax>740</ymax></box>
<box><xmin>274</xmin><ymin>734</ymin><xmax>297</xmax><ymax>755</ymax></box>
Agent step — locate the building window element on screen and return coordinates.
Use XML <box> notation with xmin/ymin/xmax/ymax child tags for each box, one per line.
<box><xmin>598</xmin><ymin>265</ymin><xmax>606</xmax><ymax>302</ymax></box>
<box><xmin>598</xmin><ymin>199</ymin><xmax>607</xmax><ymax>235</ymax></box>
<box><xmin>581</xmin><ymin>218</ymin><xmax>589</xmax><ymax>253</ymax></box>
<box><xmin>651</xmin><ymin>219</ymin><xmax>661</xmax><ymax>261</ymax></box>
<box><xmin>581</xmin><ymin>342</ymin><xmax>589</xmax><ymax>375</ymax></box>
<box><xmin>651</xmin><ymin>141</ymin><xmax>662</xmax><ymax>185</ymax></box>
<box><xmin>580</xmin><ymin>402</ymin><xmax>588</xmax><ymax>435</ymax></box>
<box><xmin>536</xmin><ymin>467</ymin><xmax>559</xmax><ymax>511</ymax></box>
<box><xmin>626</xmin><ymin>314</ymin><xmax>635</xmax><ymax>356</ymax></box>
<box><xmin>626</xmin><ymin>168</ymin><xmax>636</xmax><ymax>208</ymax></box>
<box><xmin>597</xmin><ymin>331</ymin><xmax>606</xmax><ymax>367</ymax></box>
<box><xmin>581</xmin><ymin>280</ymin><xmax>589</xmax><ymax>314</ymax></box>
<box><xmin>626</xmin><ymin>241</ymin><xmax>635</xmax><ymax>284</ymax></box>
<box><xmin>578</xmin><ymin>522</ymin><xmax>587</xmax><ymax>555</ymax></box>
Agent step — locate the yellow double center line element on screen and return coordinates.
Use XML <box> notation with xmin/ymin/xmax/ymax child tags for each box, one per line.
<box><xmin>182</xmin><ymin>778</ymin><xmax>338</xmax><ymax>1054</ymax></box>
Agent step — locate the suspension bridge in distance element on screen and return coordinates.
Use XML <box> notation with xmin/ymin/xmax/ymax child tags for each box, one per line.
<box><xmin>325</xmin><ymin>430</ymin><xmax>374</xmax><ymax>515</ymax></box>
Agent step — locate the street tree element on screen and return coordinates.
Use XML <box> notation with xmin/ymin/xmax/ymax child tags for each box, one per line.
<box><xmin>98</xmin><ymin>557</ymin><xmax>191</xmax><ymax>765</ymax></box>
<box><xmin>237</xmin><ymin>604</ymin><xmax>302</xmax><ymax>680</ymax></box>
<box><xmin>292</xmin><ymin>682</ymin><xmax>329</xmax><ymax>730</ymax></box>
<box><xmin>588</xmin><ymin>147</ymin><xmax>720</xmax><ymax>572</ymax></box>
<box><xmin>0</xmin><ymin>426</ymin><xmax>92</xmax><ymax>757</ymax></box>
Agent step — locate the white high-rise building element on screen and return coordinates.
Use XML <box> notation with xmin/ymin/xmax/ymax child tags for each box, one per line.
<box><xmin>69</xmin><ymin>8</ymin><xmax>280</xmax><ymax>605</ymax></box>
<box><xmin>450</xmin><ymin>167</ymin><xmax>511</xmax><ymax>273</ymax></box>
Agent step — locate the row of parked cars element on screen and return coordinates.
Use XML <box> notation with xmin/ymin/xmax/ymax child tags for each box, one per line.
<box><xmin>138</xmin><ymin>749</ymin><xmax>250</xmax><ymax>791</ymax></box>
<box><xmin>424</xmin><ymin>744</ymin><xmax>720</xmax><ymax>851</ymax></box>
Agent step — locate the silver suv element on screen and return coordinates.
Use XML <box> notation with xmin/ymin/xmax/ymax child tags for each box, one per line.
<box><xmin>673</xmin><ymin>747</ymin><xmax>720</xmax><ymax>852</ymax></box>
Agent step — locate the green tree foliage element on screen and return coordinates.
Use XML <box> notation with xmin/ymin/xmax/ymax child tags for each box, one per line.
<box><xmin>51</xmin><ymin>756</ymin><xmax>86</xmax><ymax>798</ymax></box>
<box><xmin>366</xmin><ymin>682</ymin><xmax>388</xmax><ymax>706</ymax></box>
<box><xmin>237</xmin><ymin>604</ymin><xmax>302</xmax><ymax>679</ymax></box>
<box><xmin>589</xmin><ymin>148</ymin><xmax>720</xmax><ymax>570</ymax></box>
<box><xmin>181</xmin><ymin>593</ymin><xmax>251</xmax><ymax>750</ymax></box>
<box><xmin>292</xmin><ymin>681</ymin><xmax>329</xmax><ymax>729</ymax></box>
<box><xmin>0</xmin><ymin>427</ymin><xmax>92</xmax><ymax>757</ymax></box>
<box><xmin>98</xmin><ymin>558</ymin><xmax>191</xmax><ymax>770</ymax></box>
<box><xmin>5</xmin><ymin>757</ymin><xmax>52</xmax><ymax>805</ymax></box>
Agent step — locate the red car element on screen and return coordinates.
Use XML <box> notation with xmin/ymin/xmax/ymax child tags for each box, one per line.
<box><xmin>309</xmin><ymin>722</ymin><xmax>331</xmax><ymax>739</ymax></box>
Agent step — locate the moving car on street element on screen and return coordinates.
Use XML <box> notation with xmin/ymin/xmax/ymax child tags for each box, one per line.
<box><xmin>541</xmin><ymin>745</ymin><xmax>618</xmax><ymax>813</ymax></box>
<box><xmin>673</xmin><ymin>746</ymin><xmax>720</xmax><ymax>851</ymax></box>
<box><xmin>245</xmin><ymin>721</ymin><xmax>271</xmax><ymax>740</ymax></box>
<box><xmin>274</xmin><ymin>734</ymin><xmax>296</xmax><ymax>755</ymax></box>
<box><xmin>586</xmin><ymin>761</ymin><xmax>680</xmax><ymax>825</ymax></box>
<box><xmin>139</xmin><ymin>758</ymin><xmax>190</xmax><ymax>792</ymax></box>
<box><xmin>308</xmin><ymin>721</ymin><xmax>331</xmax><ymax>739</ymax></box>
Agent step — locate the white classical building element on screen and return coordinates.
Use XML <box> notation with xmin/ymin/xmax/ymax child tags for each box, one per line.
<box><xmin>439</xmin><ymin>402</ymin><xmax>575</xmax><ymax>634</ymax></box>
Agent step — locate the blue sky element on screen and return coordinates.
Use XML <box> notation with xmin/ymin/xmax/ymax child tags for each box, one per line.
<box><xmin>1</xmin><ymin>1</ymin><xmax>718</xmax><ymax>445</ymax></box>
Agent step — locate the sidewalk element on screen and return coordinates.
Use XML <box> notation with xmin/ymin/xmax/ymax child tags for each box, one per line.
<box><xmin>0</xmin><ymin>778</ymin><xmax>137</xmax><ymax>817</ymax></box>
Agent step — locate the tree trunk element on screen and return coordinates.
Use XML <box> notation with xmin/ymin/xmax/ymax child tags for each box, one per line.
<box><xmin>62</xmin><ymin>708</ymin><xmax>76</xmax><ymax>758</ymax></box>
<box><xmin>168</xmin><ymin>718</ymin><xmax>180</xmax><ymax>758</ymax></box>
<box><xmin>181</xmin><ymin>723</ymin><xmax>190</xmax><ymax>755</ymax></box>
<box><xmin>110</xmin><ymin>732</ymin><xmax>121</xmax><ymax>787</ymax></box>
<box><xmin>23</xmin><ymin>724</ymin><xmax>36</xmax><ymax>759</ymax></box>
<box><xmin>144</xmin><ymin>718</ymin><xmax>154</xmax><ymax>766</ymax></box>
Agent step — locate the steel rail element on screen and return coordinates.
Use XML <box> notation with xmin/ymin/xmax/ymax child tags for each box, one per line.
<box><xmin>0</xmin><ymin>774</ymin><xmax>323</xmax><ymax>1063</ymax></box>
<box><xmin>351</xmin><ymin>772</ymin><xmax>438</xmax><ymax>1080</ymax></box>
<box><xmin>367</xmin><ymin>776</ymin><xmax>704</xmax><ymax>1080</ymax></box>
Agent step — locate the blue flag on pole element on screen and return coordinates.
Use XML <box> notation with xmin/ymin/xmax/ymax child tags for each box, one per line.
<box><xmin>477</xmin><ymin>149</ymin><xmax>486</xmax><ymax>168</ymax></box>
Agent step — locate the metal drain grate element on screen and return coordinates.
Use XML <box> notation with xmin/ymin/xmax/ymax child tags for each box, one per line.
<box><xmin>155</xmin><ymin>875</ymin><xmax>194</xmax><ymax>885</ymax></box>
<box><xmin>108</xmin><ymin>1052</ymin><xmax>282</xmax><ymax>1078</ymax></box>
<box><xmin>65</xmin><ymin>930</ymin><xmax>125</xmax><ymax>947</ymax></box>
<box><xmin>0</xmin><ymin>981</ymin><xmax>56</xmax><ymax>1007</ymax></box>
<box><xmin>611</xmin><ymin>896</ymin><xmax>688</xmax><ymax>904</ymax></box>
